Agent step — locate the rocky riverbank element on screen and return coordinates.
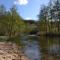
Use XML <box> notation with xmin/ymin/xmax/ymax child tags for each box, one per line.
<box><xmin>0</xmin><ymin>42</ymin><xmax>29</xmax><ymax>60</ymax></box>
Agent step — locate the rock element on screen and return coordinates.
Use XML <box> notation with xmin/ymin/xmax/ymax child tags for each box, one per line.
<box><xmin>0</xmin><ymin>42</ymin><xmax>30</xmax><ymax>60</ymax></box>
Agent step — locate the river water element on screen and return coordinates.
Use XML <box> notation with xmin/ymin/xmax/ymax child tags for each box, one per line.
<box><xmin>22</xmin><ymin>36</ymin><xmax>60</xmax><ymax>60</ymax></box>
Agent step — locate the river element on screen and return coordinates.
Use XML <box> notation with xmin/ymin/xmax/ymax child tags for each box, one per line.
<box><xmin>22</xmin><ymin>36</ymin><xmax>60</xmax><ymax>60</ymax></box>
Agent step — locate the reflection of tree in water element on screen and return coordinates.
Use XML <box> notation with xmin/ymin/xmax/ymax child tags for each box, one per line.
<box><xmin>38</xmin><ymin>36</ymin><xmax>48</xmax><ymax>53</ymax></box>
<box><xmin>23</xmin><ymin>36</ymin><xmax>40</xmax><ymax>60</ymax></box>
<box><xmin>38</xmin><ymin>36</ymin><xmax>60</xmax><ymax>60</ymax></box>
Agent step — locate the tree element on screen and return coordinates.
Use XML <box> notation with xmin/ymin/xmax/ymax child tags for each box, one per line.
<box><xmin>48</xmin><ymin>0</ymin><xmax>60</xmax><ymax>32</ymax></box>
<box><xmin>38</xmin><ymin>5</ymin><xmax>48</xmax><ymax>32</ymax></box>
<box><xmin>0</xmin><ymin>5</ymin><xmax>7</xmax><ymax>35</ymax></box>
<box><xmin>52</xmin><ymin>0</ymin><xmax>60</xmax><ymax>32</ymax></box>
<box><xmin>38</xmin><ymin>0</ymin><xmax>60</xmax><ymax>33</ymax></box>
<box><xmin>4</xmin><ymin>6</ymin><xmax>25</xmax><ymax>37</ymax></box>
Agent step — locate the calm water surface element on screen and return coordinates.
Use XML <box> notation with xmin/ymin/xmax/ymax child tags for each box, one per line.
<box><xmin>22</xmin><ymin>36</ymin><xmax>60</xmax><ymax>60</ymax></box>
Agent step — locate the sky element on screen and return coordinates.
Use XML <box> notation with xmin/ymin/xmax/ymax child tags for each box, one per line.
<box><xmin>0</xmin><ymin>0</ymin><xmax>49</xmax><ymax>20</ymax></box>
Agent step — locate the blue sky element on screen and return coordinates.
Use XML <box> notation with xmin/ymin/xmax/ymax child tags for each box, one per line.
<box><xmin>0</xmin><ymin>0</ymin><xmax>49</xmax><ymax>20</ymax></box>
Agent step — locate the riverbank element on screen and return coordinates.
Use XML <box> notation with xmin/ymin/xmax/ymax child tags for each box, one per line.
<box><xmin>0</xmin><ymin>41</ymin><xmax>29</xmax><ymax>60</ymax></box>
<box><xmin>37</xmin><ymin>32</ymin><xmax>60</xmax><ymax>37</ymax></box>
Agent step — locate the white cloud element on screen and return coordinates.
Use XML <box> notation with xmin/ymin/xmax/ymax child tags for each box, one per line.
<box><xmin>14</xmin><ymin>0</ymin><xmax>28</xmax><ymax>5</ymax></box>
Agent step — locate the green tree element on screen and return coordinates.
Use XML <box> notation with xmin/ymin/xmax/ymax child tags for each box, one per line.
<box><xmin>5</xmin><ymin>6</ymin><xmax>25</xmax><ymax>37</ymax></box>
<box><xmin>38</xmin><ymin>5</ymin><xmax>48</xmax><ymax>32</ymax></box>
<box><xmin>38</xmin><ymin>0</ymin><xmax>60</xmax><ymax>33</ymax></box>
<box><xmin>0</xmin><ymin>5</ymin><xmax>7</xmax><ymax>35</ymax></box>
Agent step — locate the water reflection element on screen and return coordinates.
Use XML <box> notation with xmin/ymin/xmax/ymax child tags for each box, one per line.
<box><xmin>23</xmin><ymin>36</ymin><xmax>40</xmax><ymax>60</ymax></box>
<box><xmin>22</xmin><ymin>36</ymin><xmax>60</xmax><ymax>60</ymax></box>
<box><xmin>39</xmin><ymin>36</ymin><xmax>60</xmax><ymax>60</ymax></box>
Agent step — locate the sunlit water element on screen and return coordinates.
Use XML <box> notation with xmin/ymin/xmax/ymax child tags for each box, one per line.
<box><xmin>22</xmin><ymin>36</ymin><xmax>40</xmax><ymax>60</ymax></box>
<box><xmin>22</xmin><ymin>36</ymin><xmax>60</xmax><ymax>60</ymax></box>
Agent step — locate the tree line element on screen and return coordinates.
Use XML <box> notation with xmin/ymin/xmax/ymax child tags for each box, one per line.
<box><xmin>0</xmin><ymin>5</ymin><xmax>37</xmax><ymax>46</ymax></box>
<box><xmin>38</xmin><ymin>0</ymin><xmax>60</xmax><ymax>34</ymax></box>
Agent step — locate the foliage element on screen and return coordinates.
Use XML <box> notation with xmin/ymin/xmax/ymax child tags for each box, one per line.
<box><xmin>23</xmin><ymin>20</ymin><xmax>37</xmax><ymax>34</ymax></box>
<box><xmin>38</xmin><ymin>0</ymin><xmax>60</xmax><ymax>33</ymax></box>
<box><xmin>0</xmin><ymin>5</ymin><xmax>27</xmax><ymax>47</ymax></box>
